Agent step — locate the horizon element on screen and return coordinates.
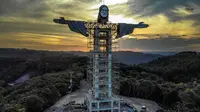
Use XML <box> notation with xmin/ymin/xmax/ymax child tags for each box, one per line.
<box><xmin>2</xmin><ymin>47</ymin><xmax>199</xmax><ymax>54</ymax></box>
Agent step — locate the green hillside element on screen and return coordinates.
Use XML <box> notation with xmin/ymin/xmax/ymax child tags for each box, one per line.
<box><xmin>119</xmin><ymin>51</ymin><xmax>200</xmax><ymax>112</ymax></box>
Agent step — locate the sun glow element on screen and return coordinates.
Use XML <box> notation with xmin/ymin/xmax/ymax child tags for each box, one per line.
<box><xmin>90</xmin><ymin>0</ymin><xmax>128</xmax><ymax>9</ymax></box>
<box><xmin>103</xmin><ymin>0</ymin><xmax>128</xmax><ymax>5</ymax></box>
<box><xmin>109</xmin><ymin>15</ymin><xmax>138</xmax><ymax>24</ymax></box>
<box><xmin>91</xmin><ymin>14</ymin><xmax>138</xmax><ymax>24</ymax></box>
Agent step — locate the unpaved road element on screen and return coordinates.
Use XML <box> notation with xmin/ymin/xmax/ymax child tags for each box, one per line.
<box><xmin>44</xmin><ymin>80</ymin><xmax>162</xmax><ymax>112</ymax></box>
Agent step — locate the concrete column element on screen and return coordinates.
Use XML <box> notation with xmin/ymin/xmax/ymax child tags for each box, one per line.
<box><xmin>118</xmin><ymin>101</ymin><xmax>120</xmax><ymax>112</ymax></box>
<box><xmin>89</xmin><ymin>102</ymin><xmax>92</xmax><ymax>112</ymax></box>
<box><xmin>111</xmin><ymin>101</ymin><xmax>114</xmax><ymax>112</ymax></box>
<box><xmin>108</xmin><ymin>54</ymin><xmax>112</xmax><ymax>97</ymax></box>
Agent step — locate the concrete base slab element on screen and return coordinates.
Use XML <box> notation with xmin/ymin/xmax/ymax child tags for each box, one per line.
<box><xmin>44</xmin><ymin>80</ymin><xmax>162</xmax><ymax>112</ymax></box>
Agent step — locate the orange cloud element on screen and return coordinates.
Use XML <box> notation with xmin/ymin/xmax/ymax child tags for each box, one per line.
<box><xmin>134</xmin><ymin>14</ymin><xmax>198</xmax><ymax>37</ymax></box>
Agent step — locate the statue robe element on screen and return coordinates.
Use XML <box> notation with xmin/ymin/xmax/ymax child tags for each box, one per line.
<box><xmin>66</xmin><ymin>21</ymin><xmax>89</xmax><ymax>37</ymax></box>
<box><xmin>117</xmin><ymin>23</ymin><xmax>135</xmax><ymax>38</ymax></box>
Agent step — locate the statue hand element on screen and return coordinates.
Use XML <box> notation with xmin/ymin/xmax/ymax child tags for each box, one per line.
<box><xmin>53</xmin><ymin>17</ymin><xmax>66</xmax><ymax>24</ymax></box>
<box><xmin>139</xmin><ymin>22</ymin><xmax>144</xmax><ymax>24</ymax></box>
<box><xmin>136</xmin><ymin>22</ymin><xmax>149</xmax><ymax>28</ymax></box>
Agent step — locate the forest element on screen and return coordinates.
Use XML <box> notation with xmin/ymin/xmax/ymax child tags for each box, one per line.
<box><xmin>120</xmin><ymin>51</ymin><xmax>200</xmax><ymax>112</ymax></box>
<box><xmin>0</xmin><ymin>49</ymin><xmax>199</xmax><ymax>112</ymax></box>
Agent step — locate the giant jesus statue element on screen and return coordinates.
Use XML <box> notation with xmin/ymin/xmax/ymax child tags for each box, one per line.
<box><xmin>53</xmin><ymin>5</ymin><xmax>149</xmax><ymax>112</ymax></box>
<box><xmin>53</xmin><ymin>5</ymin><xmax>149</xmax><ymax>38</ymax></box>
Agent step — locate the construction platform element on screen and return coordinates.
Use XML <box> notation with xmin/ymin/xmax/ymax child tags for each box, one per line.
<box><xmin>44</xmin><ymin>80</ymin><xmax>163</xmax><ymax>112</ymax></box>
<box><xmin>63</xmin><ymin>100</ymin><xmax>137</xmax><ymax>112</ymax></box>
<box><xmin>85</xmin><ymin>92</ymin><xmax>121</xmax><ymax>112</ymax></box>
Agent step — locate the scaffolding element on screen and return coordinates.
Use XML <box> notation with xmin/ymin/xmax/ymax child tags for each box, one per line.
<box><xmin>86</xmin><ymin>22</ymin><xmax>120</xmax><ymax>112</ymax></box>
<box><xmin>112</xmin><ymin>39</ymin><xmax>120</xmax><ymax>95</ymax></box>
<box><xmin>87</xmin><ymin>22</ymin><xmax>120</xmax><ymax>94</ymax></box>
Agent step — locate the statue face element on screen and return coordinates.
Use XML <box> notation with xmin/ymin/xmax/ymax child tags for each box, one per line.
<box><xmin>100</xmin><ymin>6</ymin><xmax>108</xmax><ymax>18</ymax></box>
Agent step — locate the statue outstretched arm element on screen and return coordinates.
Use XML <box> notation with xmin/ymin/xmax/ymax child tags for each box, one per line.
<box><xmin>53</xmin><ymin>17</ymin><xmax>88</xmax><ymax>37</ymax></box>
<box><xmin>117</xmin><ymin>22</ymin><xmax>149</xmax><ymax>38</ymax></box>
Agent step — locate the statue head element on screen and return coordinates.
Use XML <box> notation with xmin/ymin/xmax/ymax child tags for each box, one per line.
<box><xmin>98</xmin><ymin>5</ymin><xmax>109</xmax><ymax>24</ymax></box>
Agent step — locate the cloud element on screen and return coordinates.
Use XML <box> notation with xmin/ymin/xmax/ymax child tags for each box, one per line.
<box><xmin>0</xmin><ymin>32</ymin><xmax>87</xmax><ymax>51</ymax></box>
<box><xmin>119</xmin><ymin>37</ymin><xmax>200</xmax><ymax>52</ymax></box>
<box><xmin>0</xmin><ymin>0</ymin><xmax>200</xmax><ymax>51</ymax></box>
<box><xmin>0</xmin><ymin>21</ymin><xmax>88</xmax><ymax>51</ymax></box>
<box><xmin>127</xmin><ymin>0</ymin><xmax>200</xmax><ymax>25</ymax></box>
<box><xmin>1</xmin><ymin>0</ymin><xmax>200</xmax><ymax>24</ymax></box>
<box><xmin>0</xmin><ymin>0</ymin><xmax>48</xmax><ymax>17</ymax></box>
<box><xmin>129</xmin><ymin>33</ymin><xmax>200</xmax><ymax>39</ymax></box>
<box><xmin>0</xmin><ymin>0</ymin><xmax>100</xmax><ymax>23</ymax></box>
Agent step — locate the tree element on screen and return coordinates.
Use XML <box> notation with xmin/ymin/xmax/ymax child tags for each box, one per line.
<box><xmin>25</xmin><ymin>95</ymin><xmax>44</xmax><ymax>112</ymax></box>
<box><xmin>3</xmin><ymin>107</ymin><xmax>18</xmax><ymax>112</ymax></box>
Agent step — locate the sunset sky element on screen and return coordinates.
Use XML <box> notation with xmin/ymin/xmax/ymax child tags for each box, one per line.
<box><xmin>0</xmin><ymin>0</ymin><xmax>200</xmax><ymax>52</ymax></box>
